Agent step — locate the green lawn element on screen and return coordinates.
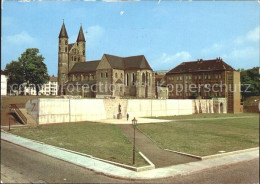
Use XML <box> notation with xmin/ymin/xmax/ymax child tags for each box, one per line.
<box><xmin>138</xmin><ymin>116</ymin><xmax>259</xmax><ymax>156</ymax></box>
<box><xmin>10</xmin><ymin>122</ymin><xmax>147</xmax><ymax>167</ymax></box>
<box><xmin>149</xmin><ymin>113</ymin><xmax>258</xmax><ymax>120</ymax></box>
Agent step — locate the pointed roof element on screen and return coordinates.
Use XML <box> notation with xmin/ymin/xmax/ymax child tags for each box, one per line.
<box><xmin>59</xmin><ymin>22</ymin><xmax>68</xmax><ymax>38</ymax></box>
<box><xmin>77</xmin><ymin>25</ymin><xmax>86</xmax><ymax>42</ymax></box>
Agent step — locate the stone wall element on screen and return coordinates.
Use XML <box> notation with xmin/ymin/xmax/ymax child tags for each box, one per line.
<box><xmin>26</xmin><ymin>98</ymin><xmax>227</xmax><ymax>124</ymax></box>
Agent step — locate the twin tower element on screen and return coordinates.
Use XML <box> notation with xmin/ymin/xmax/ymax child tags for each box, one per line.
<box><xmin>58</xmin><ymin>21</ymin><xmax>86</xmax><ymax>91</ymax></box>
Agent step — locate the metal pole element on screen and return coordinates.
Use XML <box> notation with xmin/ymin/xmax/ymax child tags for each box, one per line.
<box><xmin>133</xmin><ymin>125</ymin><xmax>135</xmax><ymax>165</ymax></box>
<box><xmin>8</xmin><ymin>117</ymin><xmax>10</xmax><ymax>131</ymax></box>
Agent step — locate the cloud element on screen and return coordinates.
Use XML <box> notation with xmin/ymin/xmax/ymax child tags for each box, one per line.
<box><xmin>202</xmin><ymin>43</ymin><xmax>223</xmax><ymax>55</ymax></box>
<box><xmin>159</xmin><ymin>52</ymin><xmax>192</xmax><ymax>64</ymax></box>
<box><xmin>225</xmin><ymin>47</ymin><xmax>259</xmax><ymax>60</ymax></box>
<box><xmin>5</xmin><ymin>31</ymin><xmax>36</xmax><ymax>45</ymax></box>
<box><xmin>234</xmin><ymin>26</ymin><xmax>260</xmax><ymax>45</ymax></box>
<box><xmin>152</xmin><ymin>51</ymin><xmax>192</xmax><ymax>70</ymax></box>
<box><xmin>246</xmin><ymin>26</ymin><xmax>260</xmax><ymax>42</ymax></box>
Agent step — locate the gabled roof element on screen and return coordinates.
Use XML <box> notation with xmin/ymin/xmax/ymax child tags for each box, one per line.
<box><xmin>77</xmin><ymin>26</ymin><xmax>86</xmax><ymax>42</ymax></box>
<box><xmin>115</xmin><ymin>79</ymin><xmax>123</xmax><ymax>84</ymax></box>
<box><xmin>124</xmin><ymin>55</ymin><xmax>152</xmax><ymax>70</ymax></box>
<box><xmin>104</xmin><ymin>54</ymin><xmax>152</xmax><ymax>70</ymax></box>
<box><xmin>167</xmin><ymin>58</ymin><xmax>235</xmax><ymax>74</ymax></box>
<box><xmin>50</xmin><ymin>76</ymin><xmax>58</xmax><ymax>82</ymax></box>
<box><xmin>59</xmin><ymin>23</ymin><xmax>68</xmax><ymax>38</ymax></box>
<box><xmin>69</xmin><ymin>60</ymin><xmax>100</xmax><ymax>74</ymax></box>
<box><xmin>1</xmin><ymin>70</ymin><xmax>6</xmax><ymax>75</ymax></box>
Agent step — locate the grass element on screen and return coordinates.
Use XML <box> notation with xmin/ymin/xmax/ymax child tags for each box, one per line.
<box><xmin>138</xmin><ymin>115</ymin><xmax>259</xmax><ymax>156</ymax></box>
<box><xmin>10</xmin><ymin>121</ymin><xmax>147</xmax><ymax>167</ymax></box>
<box><xmin>148</xmin><ymin>113</ymin><xmax>258</xmax><ymax>120</ymax></box>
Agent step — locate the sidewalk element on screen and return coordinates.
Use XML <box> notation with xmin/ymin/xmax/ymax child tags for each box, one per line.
<box><xmin>1</xmin><ymin>131</ymin><xmax>259</xmax><ymax>180</ymax></box>
<box><xmin>97</xmin><ymin>118</ymin><xmax>172</xmax><ymax>124</ymax></box>
<box><xmin>116</xmin><ymin>124</ymin><xmax>198</xmax><ymax>167</ymax></box>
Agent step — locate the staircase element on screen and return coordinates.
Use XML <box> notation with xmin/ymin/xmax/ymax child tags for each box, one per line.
<box><xmin>9</xmin><ymin>104</ymin><xmax>37</xmax><ymax>127</ymax></box>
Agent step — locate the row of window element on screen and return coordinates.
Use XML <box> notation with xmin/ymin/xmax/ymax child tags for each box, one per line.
<box><xmin>70</xmin><ymin>74</ymin><xmax>95</xmax><ymax>81</ymax></box>
<box><xmin>168</xmin><ymin>74</ymin><xmax>222</xmax><ymax>81</ymax></box>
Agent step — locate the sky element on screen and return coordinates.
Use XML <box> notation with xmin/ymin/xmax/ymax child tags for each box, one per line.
<box><xmin>2</xmin><ymin>0</ymin><xmax>260</xmax><ymax>76</ymax></box>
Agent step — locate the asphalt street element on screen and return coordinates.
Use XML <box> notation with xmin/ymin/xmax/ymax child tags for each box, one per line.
<box><xmin>1</xmin><ymin>140</ymin><xmax>259</xmax><ymax>184</ymax></box>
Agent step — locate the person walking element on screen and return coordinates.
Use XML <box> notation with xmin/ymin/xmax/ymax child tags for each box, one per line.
<box><xmin>126</xmin><ymin>113</ymin><xmax>129</xmax><ymax>121</ymax></box>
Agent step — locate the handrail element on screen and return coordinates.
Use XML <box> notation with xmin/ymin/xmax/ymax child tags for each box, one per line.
<box><xmin>9</xmin><ymin>104</ymin><xmax>27</xmax><ymax>124</ymax></box>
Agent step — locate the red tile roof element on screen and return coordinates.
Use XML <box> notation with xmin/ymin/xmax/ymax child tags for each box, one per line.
<box><xmin>167</xmin><ymin>58</ymin><xmax>235</xmax><ymax>74</ymax></box>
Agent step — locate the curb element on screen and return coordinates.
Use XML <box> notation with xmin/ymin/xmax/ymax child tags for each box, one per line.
<box><xmin>1</xmin><ymin>130</ymin><xmax>154</xmax><ymax>172</ymax></box>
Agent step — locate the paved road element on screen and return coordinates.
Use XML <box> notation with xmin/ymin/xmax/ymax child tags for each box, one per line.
<box><xmin>1</xmin><ymin>140</ymin><xmax>259</xmax><ymax>183</ymax></box>
<box><xmin>116</xmin><ymin>124</ymin><xmax>198</xmax><ymax>167</ymax></box>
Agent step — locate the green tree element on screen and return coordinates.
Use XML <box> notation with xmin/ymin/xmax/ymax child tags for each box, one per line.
<box><xmin>5</xmin><ymin>61</ymin><xmax>25</xmax><ymax>94</ymax></box>
<box><xmin>5</xmin><ymin>48</ymin><xmax>49</xmax><ymax>95</ymax></box>
<box><xmin>239</xmin><ymin>67</ymin><xmax>260</xmax><ymax>99</ymax></box>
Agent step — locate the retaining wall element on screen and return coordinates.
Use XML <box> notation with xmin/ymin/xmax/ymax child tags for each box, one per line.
<box><xmin>25</xmin><ymin>98</ymin><xmax>226</xmax><ymax>124</ymax></box>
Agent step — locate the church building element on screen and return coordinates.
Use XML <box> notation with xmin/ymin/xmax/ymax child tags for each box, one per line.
<box><xmin>58</xmin><ymin>22</ymin><xmax>156</xmax><ymax>98</ymax></box>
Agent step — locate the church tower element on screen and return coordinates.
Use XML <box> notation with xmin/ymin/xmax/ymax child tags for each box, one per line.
<box><xmin>76</xmin><ymin>25</ymin><xmax>86</xmax><ymax>63</ymax></box>
<box><xmin>58</xmin><ymin>21</ymin><xmax>69</xmax><ymax>95</ymax></box>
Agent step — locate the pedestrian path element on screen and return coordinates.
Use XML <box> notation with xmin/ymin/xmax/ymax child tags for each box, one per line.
<box><xmin>97</xmin><ymin>118</ymin><xmax>172</xmax><ymax>124</ymax></box>
<box><xmin>116</xmin><ymin>124</ymin><xmax>198</xmax><ymax>168</ymax></box>
<box><xmin>1</xmin><ymin>131</ymin><xmax>258</xmax><ymax>180</ymax></box>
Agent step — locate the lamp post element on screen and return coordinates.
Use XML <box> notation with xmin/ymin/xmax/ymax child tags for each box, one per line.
<box><xmin>132</xmin><ymin>117</ymin><xmax>137</xmax><ymax>165</ymax></box>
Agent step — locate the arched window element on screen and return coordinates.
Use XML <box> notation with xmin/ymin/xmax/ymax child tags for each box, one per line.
<box><xmin>100</xmin><ymin>73</ymin><xmax>103</xmax><ymax>78</ymax></box>
<box><xmin>115</xmin><ymin>73</ymin><xmax>118</xmax><ymax>78</ymax></box>
<box><xmin>132</xmin><ymin>73</ymin><xmax>135</xmax><ymax>86</ymax></box>
<box><xmin>126</xmin><ymin>73</ymin><xmax>129</xmax><ymax>86</ymax></box>
<box><xmin>65</xmin><ymin>47</ymin><xmax>67</xmax><ymax>52</ymax></box>
<box><xmin>105</xmin><ymin>72</ymin><xmax>108</xmax><ymax>78</ymax></box>
<box><xmin>142</xmin><ymin>73</ymin><xmax>145</xmax><ymax>86</ymax></box>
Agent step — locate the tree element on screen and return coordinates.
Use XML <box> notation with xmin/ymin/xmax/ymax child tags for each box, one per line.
<box><xmin>238</xmin><ymin>67</ymin><xmax>260</xmax><ymax>99</ymax></box>
<box><xmin>5</xmin><ymin>61</ymin><xmax>25</xmax><ymax>94</ymax></box>
<box><xmin>5</xmin><ymin>48</ymin><xmax>49</xmax><ymax>95</ymax></box>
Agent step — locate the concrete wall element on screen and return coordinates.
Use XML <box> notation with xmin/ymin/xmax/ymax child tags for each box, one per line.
<box><xmin>26</xmin><ymin>98</ymin><xmax>226</xmax><ymax>125</ymax></box>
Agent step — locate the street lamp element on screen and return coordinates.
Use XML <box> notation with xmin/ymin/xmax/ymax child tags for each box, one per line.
<box><xmin>132</xmin><ymin>117</ymin><xmax>137</xmax><ymax>165</ymax></box>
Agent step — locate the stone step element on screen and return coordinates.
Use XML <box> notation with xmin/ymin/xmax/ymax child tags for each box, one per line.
<box><xmin>19</xmin><ymin>108</ymin><xmax>37</xmax><ymax>127</ymax></box>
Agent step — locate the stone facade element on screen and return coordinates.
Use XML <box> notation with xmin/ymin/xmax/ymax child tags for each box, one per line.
<box><xmin>58</xmin><ymin>22</ymin><xmax>155</xmax><ymax>99</ymax></box>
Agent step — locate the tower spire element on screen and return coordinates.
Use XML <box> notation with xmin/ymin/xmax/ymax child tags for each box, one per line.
<box><xmin>77</xmin><ymin>25</ymin><xmax>85</xmax><ymax>42</ymax></box>
<box><xmin>59</xmin><ymin>20</ymin><xmax>68</xmax><ymax>38</ymax></box>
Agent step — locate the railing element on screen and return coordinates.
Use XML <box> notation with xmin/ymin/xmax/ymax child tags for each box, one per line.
<box><xmin>9</xmin><ymin>104</ymin><xmax>27</xmax><ymax>124</ymax></box>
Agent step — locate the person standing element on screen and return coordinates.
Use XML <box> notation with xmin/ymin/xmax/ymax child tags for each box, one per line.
<box><xmin>127</xmin><ymin>113</ymin><xmax>129</xmax><ymax>121</ymax></box>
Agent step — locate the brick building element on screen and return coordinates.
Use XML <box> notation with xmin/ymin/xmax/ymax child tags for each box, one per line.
<box><xmin>58</xmin><ymin>22</ymin><xmax>155</xmax><ymax>98</ymax></box>
<box><xmin>166</xmin><ymin>58</ymin><xmax>241</xmax><ymax>113</ymax></box>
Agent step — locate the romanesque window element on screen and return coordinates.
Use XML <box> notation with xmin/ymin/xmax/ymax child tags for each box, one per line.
<box><xmin>142</xmin><ymin>73</ymin><xmax>145</xmax><ymax>86</ymax></box>
<box><xmin>115</xmin><ymin>73</ymin><xmax>118</xmax><ymax>78</ymax></box>
<box><xmin>65</xmin><ymin>40</ymin><xmax>68</xmax><ymax>45</ymax></box>
<box><xmin>132</xmin><ymin>73</ymin><xmax>135</xmax><ymax>85</ymax></box>
<box><xmin>100</xmin><ymin>73</ymin><xmax>103</xmax><ymax>78</ymax></box>
<box><xmin>105</xmin><ymin>72</ymin><xmax>108</xmax><ymax>78</ymax></box>
<box><xmin>65</xmin><ymin>47</ymin><xmax>67</xmax><ymax>52</ymax></box>
<box><xmin>74</xmin><ymin>49</ymin><xmax>76</xmax><ymax>54</ymax></box>
<box><xmin>74</xmin><ymin>57</ymin><xmax>76</xmax><ymax>61</ymax></box>
<box><xmin>126</xmin><ymin>73</ymin><xmax>129</xmax><ymax>86</ymax></box>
